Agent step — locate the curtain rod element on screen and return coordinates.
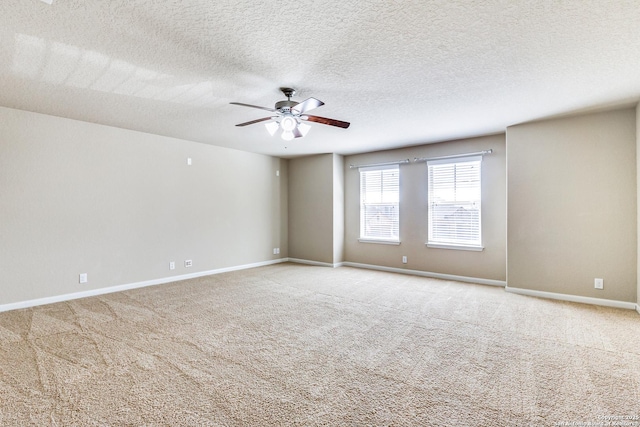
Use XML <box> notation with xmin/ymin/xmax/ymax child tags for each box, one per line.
<box><xmin>349</xmin><ymin>159</ymin><xmax>410</xmax><ymax>169</ymax></box>
<box><xmin>414</xmin><ymin>149</ymin><xmax>493</xmax><ymax>163</ymax></box>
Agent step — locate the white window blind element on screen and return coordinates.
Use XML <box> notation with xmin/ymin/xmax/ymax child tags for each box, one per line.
<box><xmin>359</xmin><ymin>165</ymin><xmax>399</xmax><ymax>243</ymax></box>
<box><xmin>427</xmin><ymin>156</ymin><xmax>482</xmax><ymax>249</ymax></box>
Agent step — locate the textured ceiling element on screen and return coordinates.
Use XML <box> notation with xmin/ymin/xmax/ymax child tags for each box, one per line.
<box><xmin>1</xmin><ymin>1</ymin><xmax>640</xmax><ymax>157</ymax></box>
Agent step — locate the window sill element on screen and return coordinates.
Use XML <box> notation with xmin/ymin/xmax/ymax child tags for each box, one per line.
<box><xmin>426</xmin><ymin>243</ymin><xmax>483</xmax><ymax>251</ymax></box>
<box><xmin>359</xmin><ymin>238</ymin><xmax>401</xmax><ymax>246</ymax></box>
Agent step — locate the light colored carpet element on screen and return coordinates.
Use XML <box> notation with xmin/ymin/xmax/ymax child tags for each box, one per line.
<box><xmin>0</xmin><ymin>263</ymin><xmax>638</xmax><ymax>426</ymax></box>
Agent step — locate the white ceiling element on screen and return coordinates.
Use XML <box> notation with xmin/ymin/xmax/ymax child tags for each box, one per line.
<box><xmin>1</xmin><ymin>1</ymin><xmax>640</xmax><ymax>158</ymax></box>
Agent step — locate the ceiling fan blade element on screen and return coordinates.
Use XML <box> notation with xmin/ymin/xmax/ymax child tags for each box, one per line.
<box><xmin>230</xmin><ymin>102</ymin><xmax>276</xmax><ymax>112</ymax></box>
<box><xmin>235</xmin><ymin>117</ymin><xmax>273</xmax><ymax>127</ymax></box>
<box><xmin>291</xmin><ymin>97</ymin><xmax>324</xmax><ymax>114</ymax></box>
<box><xmin>304</xmin><ymin>115</ymin><xmax>350</xmax><ymax>129</ymax></box>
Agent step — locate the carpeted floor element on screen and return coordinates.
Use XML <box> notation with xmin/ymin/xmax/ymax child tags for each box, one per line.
<box><xmin>0</xmin><ymin>263</ymin><xmax>638</xmax><ymax>426</ymax></box>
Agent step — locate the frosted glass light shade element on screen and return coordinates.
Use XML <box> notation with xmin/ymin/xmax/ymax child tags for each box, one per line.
<box><xmin>281</xmin><ymin>130</ymin><xmax>294</xmax><ymax>141</ymax></box>
<box><xmin>264</xmin><ymin>121</ymin><xmax>279</xmax><ymax>136</ymax></box>
<box><xmin>280</xmin><ymin>116</ymin><xmax>297</xmax><ymax>132</ymax></box>
<box><xmin>298</xmin><ymin>122</ymin><xmax>311</xmax><ymax>137</ymax></box>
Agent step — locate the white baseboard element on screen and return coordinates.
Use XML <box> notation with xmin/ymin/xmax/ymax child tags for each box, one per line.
<box><xmin>5</xmin><ymin>257</ymin><xmax>634</xmax><ymax>315</ymax></box>
<box><xmin>288</xmin><ymin>258</ymin><xmax>343</xmax><ymax>268</ymax></box>
<box><xmin>636</xmin><ymin>304</ymin><xmax>640</xmax><ymax>315</ymax></box>
<box><xmin>341</xmin><ymin>261</ymin><xmax>506</xmax><ymax>287</ymax></box>
<box><xmin>0</xmin><ymin>258</ymin><xmax>289</xmax><ymax>313</ymax></box>
<box><xmin>505</xmin><ymin>286</ymin><xmax>638</xmax><ymax>311</ymax></box>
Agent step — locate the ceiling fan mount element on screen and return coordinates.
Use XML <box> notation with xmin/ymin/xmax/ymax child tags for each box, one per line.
<box><xmin>280</xmin><ymin>87</ymin><xmax>296</xmax><ymax>99</ymax></box>
<box><xmin>230</xmin><ymin>87</ymin><xmax>350</xmax><ymax>140</ymax></box>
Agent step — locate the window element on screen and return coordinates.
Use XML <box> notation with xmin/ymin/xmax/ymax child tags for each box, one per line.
<box><xmin>359</xmin><ymin>165</ymin><xmax>400</xmax><ymax>243</ymax></box>
<box><xmin>427</xmin><ymin>156</ymin><xmax>482</xmax><ymax>250</ymax></box>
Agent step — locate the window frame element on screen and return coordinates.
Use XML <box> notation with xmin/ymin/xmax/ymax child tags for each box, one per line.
<box><xmin>358</xmin><ymin>164</ymin><xmax>401</xmax><ymax>245</ymax></box>
<box><xmin>426</xmin><ymin>155</ymin><xmax>483</xmax><ymax>251</ymax></box>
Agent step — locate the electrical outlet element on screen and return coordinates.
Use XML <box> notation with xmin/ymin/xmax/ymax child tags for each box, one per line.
<box><xmin>79</xmin><ymin>273</ymin><xmax>88</xmax><ymax>284</ymax></box>
<box><xmin>187</xmin><ymin>157</ymin><xmax>192</xmax><ymax>166</ymax></box>
<box><xmin>402</xmin><ymin>256</ymin><xmax>407</xmax><ymax>264</ymax></box>
<box><xmin>273</xmin><ymin>248</ymin><xmax>277</xmax><ymax>255</ymax></box>
<box><xmin>169</xmin><ymin>261</ymin><xmax>175</xmax><ymax>270</ymax></box>
<box><xmin>276</xmin><ymin>170</ymin><xmax>280</xmax><ymax>177</ymax></box>
<box><xmin>594</xmin><ymin>278</ymin><xmax>604</xmax><ymax>289</ymax></box>
<box><xmin>276</xmin><ymin>248</ymin><xmax>280</xmax><ymax>254</ymax></box>
<box><xmin>185</xmin><ymin>260</ymin><xmax>193</xmax><ymax>268</ymax></box>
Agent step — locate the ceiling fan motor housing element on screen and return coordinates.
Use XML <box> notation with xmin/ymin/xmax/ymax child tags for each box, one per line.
<box><xmin>275</xmin><ymin>100</ymin><xmax>299</xmax><ymax>112</ymax></box>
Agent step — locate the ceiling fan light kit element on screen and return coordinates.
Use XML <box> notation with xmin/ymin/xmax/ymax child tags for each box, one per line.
<box><xmin>280</xmin><ymin>116</ymin><xmax>297</xmax><ymax>132</ymax></box>
<box><xmin>231</xmin><ymin>87</ymin><xmax>350</xmax><ymax>141</ymax></box>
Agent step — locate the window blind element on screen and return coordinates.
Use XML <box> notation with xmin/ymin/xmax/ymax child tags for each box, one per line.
<box><xmin>359</xmin><ymin>165</ymin><xmax>399</xmax><ymax>242</ymax></box>
<box><xmin>427</xmin><ymin>156</ymin><xmax>481</xmax><ymax>248</ymax></box>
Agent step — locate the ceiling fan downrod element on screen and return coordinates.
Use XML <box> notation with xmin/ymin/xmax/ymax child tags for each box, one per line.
<box><xmin>276</xmin><ymin>88</ymin><xmax>298</xmax><ymax>111</ymax></box>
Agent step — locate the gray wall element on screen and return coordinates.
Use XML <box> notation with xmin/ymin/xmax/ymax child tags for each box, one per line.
<box><xmin>507</xmin><ymin>108</ymin><xmax>637</xmax><ymax>303</ymax></box>
<box><xmin>344</xmin><ymin>134</ymin><xmax>507</xmax><ymax>281</ymax></box>
<box><xmin>0</xmin><ymin>106</ymin><xmax>288</xmax><ymax>305</ymax></box>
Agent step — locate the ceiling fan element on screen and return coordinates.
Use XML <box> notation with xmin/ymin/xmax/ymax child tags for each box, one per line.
<box><xmin>230</xmin><ymin>88</ymin><xmax>350</xmax><ymax>141</ymax></box>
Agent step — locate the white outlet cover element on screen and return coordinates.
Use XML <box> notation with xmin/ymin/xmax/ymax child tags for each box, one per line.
<box><xmin>594</xmin><ymin>278</ymin><xmax>604</xmax><ymax>289</ymax></box>
<box><xmin>79</xmin><ymin>273</ymin><xmax>88</xmax><ymax>284</ymax></box>
<box><xmin>169</xmin><ymin>262</ymin><xmax>175</xmax><ymax>270</ymax></box>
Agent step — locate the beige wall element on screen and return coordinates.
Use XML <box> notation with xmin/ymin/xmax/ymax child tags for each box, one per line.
<box><xmin>288</xmin><ymin>153</ymin><xmax>345</xmax><ymax>265</ymax></box>
<box><xmin>288</xmin><ymin>154</ymin><xmax>334</xmax><ymax>264</ymax></box>
<box><xmin>3</xmin><ymin>103</ymin><xmax>636</xmax><ymax>308</ymax></box>
<box><xmin>344</xmin><ymin>134</ymin><xmax>507</xmax><ymax>281</ymax></box>
<box><xmin>0</xmin><ymin>106</ymin><xmax>287</xmax><ymax>305</ymax></box>
<box><xmin>507</xmin><ymin>108</ymin><xmax>637</xmax><ymax>302</ymax></box>
<box><xmin>637</xmin><ymin>103</ymin><xmax>640</xmax><ymax>308</ymax></box>
<box><xmin>333</xmin><ymin>154</ymin><xmax>345</xmax><ymax>264</ymax></box>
